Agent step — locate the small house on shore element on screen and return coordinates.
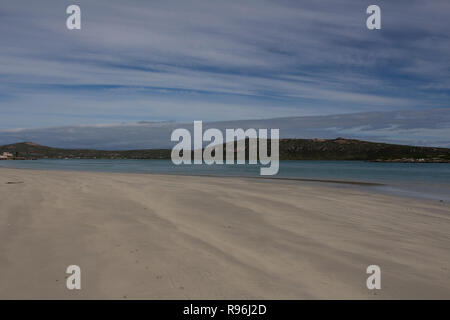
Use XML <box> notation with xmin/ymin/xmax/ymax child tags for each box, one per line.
<box><xmin>0</xmin><ymin>152</ymin><xmax>14</xmax><ymax>160</ymax></box>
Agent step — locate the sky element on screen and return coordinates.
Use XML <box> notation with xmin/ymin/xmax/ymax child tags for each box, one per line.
<box><xmin>0</xmin><ymin>0</ymin><xmax>449</xmax><ymax>134</ymax></box>
<box><xmin>1</xmin><ymin>109</ymin><xmax>449</xmax><ymax>149</ymax></box>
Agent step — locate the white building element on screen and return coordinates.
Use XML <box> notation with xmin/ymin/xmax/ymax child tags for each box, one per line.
<box><xmin>0</xmin><ymin>152</ymin><xmax>13</xmax><ymax>159</ymax></box>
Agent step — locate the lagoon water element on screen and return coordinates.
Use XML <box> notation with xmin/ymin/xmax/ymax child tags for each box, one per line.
<box><xmin>1</xmin><ymin>159</ymin><xmax>449</xmax><ymax>201</ymax></box>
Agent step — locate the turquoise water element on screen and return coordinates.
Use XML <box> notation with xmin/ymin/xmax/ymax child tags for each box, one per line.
<box><xmin>1</xmin><ymin>159</ymin><xmax>450</xmax><ymax>201</ymax></box>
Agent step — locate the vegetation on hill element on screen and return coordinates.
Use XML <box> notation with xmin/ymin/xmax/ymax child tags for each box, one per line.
<box><xmin>0</xmin><ymin>142</ymin><xmax>170</xmax><ymax>160</ymax></box>
<box><xmin>1</xmin><ymin>139</ymin><xmax>449</xmax><ymax>162</ymax></box>
<box><xmin>278</xmin><ymin>138</ymin><xmax>450</xmax><ymax>162</ymax></box>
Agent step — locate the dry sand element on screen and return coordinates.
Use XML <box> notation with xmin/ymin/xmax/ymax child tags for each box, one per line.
<box><xmin>0</xmin><ymin>167</ymin><xmax>449</xmax><ymax>299</ymax></box>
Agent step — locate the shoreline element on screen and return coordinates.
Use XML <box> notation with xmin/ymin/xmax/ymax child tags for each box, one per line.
<box><xmin>0</xmin><ymin>165</ymin><xmax>383</xmax><ymax>186</ymax></box>
<box><xmin>4</xmin><ymin>163</ymin><xmax>448</xmax><ymax>203</ymax></box>
<box><xmin>3</xmin><ymin>163</ymin><xmax>448</xmax><ymax>203</ymax></box>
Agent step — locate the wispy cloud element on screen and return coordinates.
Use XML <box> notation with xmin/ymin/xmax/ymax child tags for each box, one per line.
<box><xmin>0</xmin><ymin>0</ymin><xmax>449</xmax><ymax>129</ymax></box>
<box><xmin>1</xmin><ymin>109</ymin><xmax>449</xmax><ymax>149</ymax></box>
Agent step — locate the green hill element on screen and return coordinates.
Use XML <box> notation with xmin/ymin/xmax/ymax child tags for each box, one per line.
<box><xmin>0</xmin><ymin>142</ymin><xmax>170</xmax><ymax>160</ymax></box>
<box><xmin>277</xmin><ymin>138</ymin><xmax>450</xmax><ymax>162</ymax></box>
<box><xmin>1</xmin><ymin>139</ymin><xmax>450</xmax><ymax>162</ymax></box>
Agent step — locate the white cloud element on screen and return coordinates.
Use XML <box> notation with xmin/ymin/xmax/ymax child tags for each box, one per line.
<box><xmin>0</xmin><ymin>0</ymin><xmax>449</xmax><ymax>129</ymax></box>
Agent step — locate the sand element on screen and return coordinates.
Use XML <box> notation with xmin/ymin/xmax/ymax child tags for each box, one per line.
<box><xmin>0</xmin><ymin>167</ymin><xmax>449</xmax><ymax>299</ymax></box>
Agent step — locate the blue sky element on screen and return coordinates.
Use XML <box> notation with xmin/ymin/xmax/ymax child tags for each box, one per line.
<box><xmin>0</xmin><ymin>0</ymin><xmax>449</xmax><ymax>130</ymax></box>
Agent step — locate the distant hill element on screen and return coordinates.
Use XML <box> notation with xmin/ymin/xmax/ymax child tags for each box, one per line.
<box><xmin>0</xmin><ymin>142</ymin><xmax>170</xmax><ymax>160</ymax></box>
<box><xmin>1</xmin><ymin>139</ymin><xmax>450</xmax><ymax>162</ymax></box>
<box><xmin>277</xmin><ymin>138</ymin><xmax>450</xmax><ymax>162</ymax></box>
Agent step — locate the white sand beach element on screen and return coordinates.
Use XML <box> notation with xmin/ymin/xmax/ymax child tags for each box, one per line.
<box><xmin>0</xmin><ymin>168</ymin><xmax>449</xmax><ymax>299</ymax></box>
